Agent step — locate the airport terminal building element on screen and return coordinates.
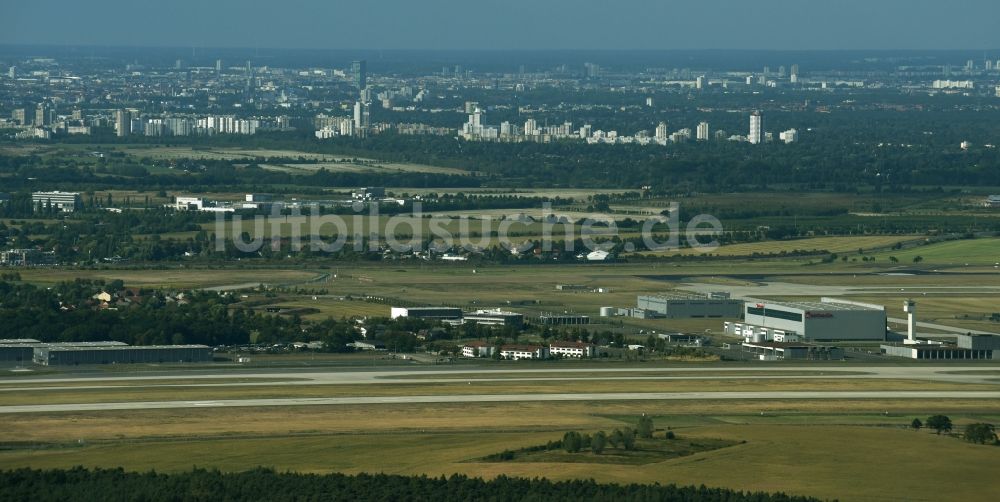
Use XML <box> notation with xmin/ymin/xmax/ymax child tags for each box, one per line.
<box><xmin>733</xmin><ymin>298</ymin><xmax>886</xmax><ymax>341</ymax></box>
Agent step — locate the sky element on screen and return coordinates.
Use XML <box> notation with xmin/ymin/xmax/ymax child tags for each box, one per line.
<box><xmin>3</xmin><ymin>0</ymin><xmax>1000</xmax><ymax>51</ymax></box>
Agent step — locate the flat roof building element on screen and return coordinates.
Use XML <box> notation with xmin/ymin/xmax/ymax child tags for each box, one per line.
<box><xmin>881</xmin><ymin>344</ymin><xmax>994</xmax><ymax>360</ymax></box>
<box><xmin>549</xmin><ymin>341</ymin><xmax>596</xmax><ymax>358</ymax></box>
<box><xmin>390</xmin><ymin>307</ymin><xmax>463</xmax><ymax>320</ymax></box>
<box><xmin>741</xmin><ymin>341</ymin><xmax>844</xmax><ymax>361</ymax></box>
<box><xmin>461</xmin><ymin>341</ymin><xmax>496</xmax><ymax>358</ymax></box>
<box><xmin>33</xmin><ymin>344</ymin><xmax>212</xmax><ymax>366</ymax></box>
<box><xmin>538</xmin><ymin>313</ymin><xmax>590</xmax><ymax>326</ymax></box>
<box><xmin>463</xmin><ymin>309</ymin><xmax>524</xmax><ymax>328</ymax></box>
<box><xmin>499</xmin><ymin>345</ymin><xmax>549</xmax><ymax>360</ymax></box>
<box><xmin>637</xmin><ymin>292</ymin><xmax>743</xmax><ymax>319</ymax></box>
<box><xmin>957</xmin><ymin>334</ymin><xmax>1000</xmax><ymax>350</ymax></box>
<box><xmin>32</xmin><ymin>191</ymin><xmax>82</xmax><ymax>212</ymax></box>
<box><xmin>0</xmin><ymin>344</ymin><xmax>35</xmax><ymax>364</ymax></box>
<box><xmin>742</xmin><ymin>298</ymin><xmax>886</xmax><ymax>341</ymax></box>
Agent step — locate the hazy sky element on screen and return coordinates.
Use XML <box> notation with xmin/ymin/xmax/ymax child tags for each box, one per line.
<box><xmin>4</xmin><ymin>0</ymin><xmax>1000</xmax><ymax>50</ymax></box>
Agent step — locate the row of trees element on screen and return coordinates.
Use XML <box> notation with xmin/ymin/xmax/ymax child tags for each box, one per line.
<box><xmin>0</xmin><ymin>467</ymin><xmax>821</xmax><ymax>501</ymax></box>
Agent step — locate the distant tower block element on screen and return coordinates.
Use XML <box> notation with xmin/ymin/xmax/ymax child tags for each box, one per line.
<box><xmin>903</xmin><ymin>300</ymin><xmax>916</xmax><ymax>342</ymax></box>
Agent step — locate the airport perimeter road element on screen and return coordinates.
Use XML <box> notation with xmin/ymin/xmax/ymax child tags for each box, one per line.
<box><xmin>2</xmin><ymin>390</ymin><xmax>1000</xmax><ymax>414</ymax></box>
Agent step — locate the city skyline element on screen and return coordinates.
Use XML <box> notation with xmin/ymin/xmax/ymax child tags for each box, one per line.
<box><xmin>4</xmin><ymin>0</ymin><xmax>1000</xmax><ymax>51</ymax></box>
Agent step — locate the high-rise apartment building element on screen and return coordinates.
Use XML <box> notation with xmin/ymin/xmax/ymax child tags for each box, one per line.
<box><xmin>749</xmin><ymin>112</ymin><xmax>763</xmax><ymax>145</ymax></box>
<box><xmin>11</xmin><ymin>108</ymin><xmax>27</xmax><ymax>126</ymax></box>
<box><xmin>116</xmin><ymin>109</ymin><xmax>131</xmax><ymax>137</ymax></box>
<box><xmin>655</xmin><ymin>122</ymin><xmax>668</xmax><ymax>142</ymax></box>
<box><xmin>353</xmin><ymin>100</ymin><xmax>370</xmax><ymax>135</ymax></box>
<box><xmin>35</xmin><ymin>103</ymin><xmax>50</xmax><ymax>126</ymax></box>
<box><xmin>697</xmin><ymin>122</ymin><xmax>710</xmax><ymax>141</ymax></box>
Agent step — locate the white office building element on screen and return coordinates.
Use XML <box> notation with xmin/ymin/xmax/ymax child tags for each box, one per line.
<box><xmin>499</xmin><ymin>345</ymin><xmax>549</xmax><ymax>360</ymax></box>
<box><xmin>32</xmin><ymin>191</ymin><xmax>82</xmax><ymax>212</ymax></box>
<box><xmin>549</xmin><ymin>341</ymin><xmax>596</xmax><ymax>358</ymax></box>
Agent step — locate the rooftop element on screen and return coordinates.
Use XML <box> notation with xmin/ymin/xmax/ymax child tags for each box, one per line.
<box><xmin>500</xmin><ymin>345</ymin><xmax>545</xmax><ymax>351</ymax></box>
<box><xmin>642</xmin><ymin>291</ymin><xmax>735</xmax><ymax>301</ymax></box>
<box><xmin>746</xmin><ymin>298</ymin><xmax>883</xmax><ymax>312</ymax></box>
<box><xmin>43</xmin><ymin>344</ymin><xmax>212</xmax><ymax>352</ymax></box>
<box><xmin>550</xmin><ymin>341</ymin><xmax>595</xmax><ymax>348</ymax></box>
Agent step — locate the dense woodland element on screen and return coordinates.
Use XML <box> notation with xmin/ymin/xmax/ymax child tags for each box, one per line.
<box><xmin>0</xmin><ymin>468</ymin><xmax>822</xmax><ymax>502</ymax></box>
<box><xmin>0</xmin><ymin>279</ymin><xmax>357</xmax><ymax>347</ymax></box>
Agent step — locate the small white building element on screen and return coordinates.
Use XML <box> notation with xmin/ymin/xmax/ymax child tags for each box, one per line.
<box><xmin>549</xmin><ymin>341</ymin><xmax>596</xmax><ymax>358</ymax></box>
<box><xmin>461</xmin><ymin>341</ymin><xmax>496</xmax><ymax>358</ymax></box>
<box><xmin>499</xmin><ymin>345</ymin><xmax>549</xmax><ymax>360</ymax></box>
<box><xmin>172</xmin><ymin>196</ymin><xmax>204</xmax><ymax>210</ymax></box>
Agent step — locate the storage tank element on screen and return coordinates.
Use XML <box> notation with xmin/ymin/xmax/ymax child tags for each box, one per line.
<box><xmin>599</xmin><ymin>307</ymin><xmax>615</xmax><ymax>317</ymax></box>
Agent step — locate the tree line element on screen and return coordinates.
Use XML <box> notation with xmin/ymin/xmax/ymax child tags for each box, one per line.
<box><xmin>0</xmin><ymin>467</ymin><xmax>822</xmax><ymax>501</ymax></box>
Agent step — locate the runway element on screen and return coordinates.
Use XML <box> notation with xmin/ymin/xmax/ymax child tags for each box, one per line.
<box><xmin>0</xmin><ymin>364</ymin><xmax>998</xmax><ymax>414</ymax></box>
<box><xmin>2</xmin><ymin>390</ymin><xmax>1000</xmax><ymax>414</ymax></box>
<box><xmin>2</xmin><ymin>364</ymin><xmax>998</xmax><ymax>389</ymax></box>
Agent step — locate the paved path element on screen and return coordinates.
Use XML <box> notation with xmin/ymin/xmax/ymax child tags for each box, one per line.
<box><xmin>3</xmin><ymin>390</ymin><xmax>999</xmax><ymax>414</ymax></box>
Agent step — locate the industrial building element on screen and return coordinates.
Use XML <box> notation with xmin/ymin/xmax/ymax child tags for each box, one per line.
<box><xmin>31</xmin><ymin>191</ymin><xmax>82</xmax><ymax>212</ymax></box>
<box><xmin>637</xmin><ymin>292</ymin><xmax>743</xmax><ymax>319</ymax></box>
<box><xmin>0</xmin><ymin>249</ymin><xmax>57</xmax><ymax>266</ymax></box>
<box><xmin>734</xmin><ymin>298</ymin><xmax>886</xmax><ymax>341</ymax></box>
<box><xmin>538</xmin><ymin>313</ymin><xmax>590</xmax><ymax>325</ymax></box>
<box><xmin>740</xmin><ymin>341</ymin><xmax>845</xmax><ymax>361</ymax></box>
<box><xmin>957</xmin><ymin>333</ymin><xmax>1000</xmax><ymax>351</ymax></box>
<box><xmin>881</xmin><ymin>344</ymin><xmax>994</xmax><ymax>360</ymax></box>
<box><xmin>33</xmin><ymin>344</ymin><xmax>213</xmax><ymax>366</ymax></box>
<box><xmin>462</xmin><ymin>309</ymin><xmax>524</xmax><ymax>328</ymax></box>
<box><xmin>390</xmin><ymin>307</ymin><xmax>463</xmax><ymax>320</ymax></box>
<box><xmin>0</xmin><ymin>344</ymin><xmax>35</xmax><ymax>364</ymax></box>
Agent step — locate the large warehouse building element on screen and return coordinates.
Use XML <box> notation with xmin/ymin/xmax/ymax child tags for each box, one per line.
<box><xmin>733</xmin><ymin>297</ymin><xmax>887</xmax><ymax>341</ymax></box>
<box><xmin>33</xmin><ymin>344</ymin><xmax>213</xmax><ymax>366</ymax></box>
<box><xmin>0</xmin><ymin>344</ymin><xmax>36</xmax><ymax>364</ymax></box>
<box><xmin>637</xmin><ymin>292</ymin><xmax>743</xmax><ymax>319</ymax></box>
